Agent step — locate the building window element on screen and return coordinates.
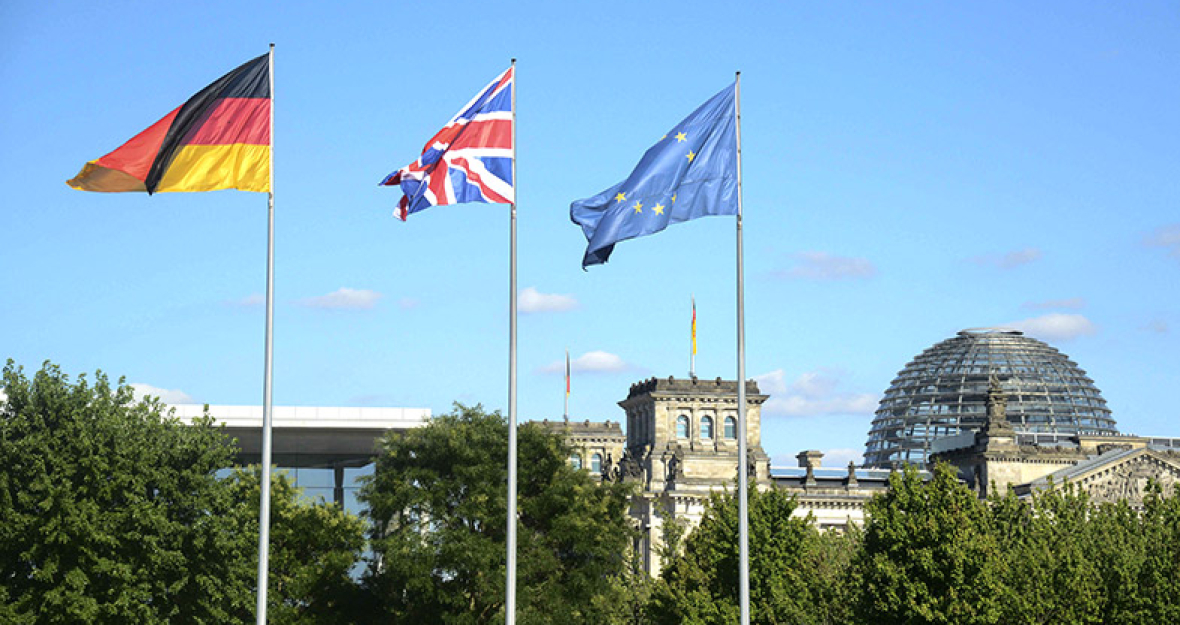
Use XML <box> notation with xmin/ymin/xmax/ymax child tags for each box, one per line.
<box><xmin>591</xmin><ymin>453</ymin><xmax>602</xmax><ymax>474</ymax></box>
<box><xmin>724</xmin><ymin>416</ymin><xmax>737</xmax><ymax>439</ymax></box>
<box><xmin>570</xmin><ymin>453</ymin><xmax>582</xmax><ymax>470</ymax></box>
<box><xmin>676</xmin><ymin>415</ymin><xmax>690</xmax><ymax>439</ymax></box>
<box><xmin>700</xmin><ymin>416</ymin><xmax>714</xmax><ymax>439</ymax></box>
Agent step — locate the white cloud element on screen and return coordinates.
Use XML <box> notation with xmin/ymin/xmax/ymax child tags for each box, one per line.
<box><xmin>396</xmin><ymin>297</ymin><xmax>420</xmax><ymax>310</ymax></box>
<box><xmin>821</xmin><ymin>448</ymin><xmax>864</xmax><ymax>468</ymax></box>
<box><xmin>1145</xmin><ymin>223</ymin><xmax>1180</xmax><ymax>259</ymax></box>
<box><xmin>130</xmin><ymin>383</ymin><xmax>194</xmax><ymax>404</ymax></box>
<box><xmin>1006</xmin><ymin>313</ymin><xmax>1097</xmax><ymax>342</ymax></box>
<box><xmin>971</xmin><ymin>247</ymin><xmax>1042</xmax><ymax>269</ymax></box>
<box><xmin>0</xmin><ymin>388</ymin><xmax>6</xmax><ymax>404</ymax></box>
<box><xmin>1023</xmin><ymin>297</ymin><xmax>1085</xmax><ymax>311</ymax></box>
<box><xmin>298</xmin><ymin>287</ymin><xmax>381</xmax><ymax>310</ymax></box>
<box><xmin>518</xmin><ymin>287</ymin><xmax>579</xmax><ymax>313</ymax></box>
<box><xmin>776</xmin><ymin>251</ymin><xmax>876</xmax><ymax>280</ymax></box>
<box><xmin>540</xmin><ymin>350</ymin><xmax>629</xmax><ymax>374</ymax></box>
<box><xmin>754</xmin><ymin>369</ymin><xmax>878</xmax><ymax>417</ymax></box>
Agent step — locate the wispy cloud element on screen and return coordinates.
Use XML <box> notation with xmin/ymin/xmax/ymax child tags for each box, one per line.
<box><xmin>971</xmin><ymin>247</ymin><xmax>1042</xmax><ymax>269</ymax></box>
<box><xmin>1006</xmin><ymin>313</ymin><xmax>1097</xmax><ymax>341</ymax></box>
<box><xmin>774</xmin><ymin>251</ymin><xmax>876</xmax><ymax>280</ymax></box>
<box><xmin>821</xmin><ymin>448</ymin><xmax>864</xmax><ymax>468</ymax></box>
<box><xmin>131</xmin><ymin>383</ymin><xmax>194</xmax><ymax>404</ymax></box>
<box><xmin>754</xmin><ymin>369</ymin><xmax>878</xmax><ymax>417</ymax></box>
<box><xmin>1023</xmin><ymin>297</ymin><xmax>1086</xmax><ymax>311</ymax></box>
<box><xmin>396</xmin><ymin>297</ymin><xmax>420</xmax><ymax>310</ymax></box>
<box><xmin>1142</xmin><ymin>319</ymin><xmax>1169</xmax><ymax>334</ymax></box>
<box><xmin>540</xmin><ymin>350</ymin><xmax>630</xmax><ymax>374</ymax></box>
<box><xmin>518</xmin><ymin>287</ymin><xmax>579</xmax><ymax>314</ymax></box>
<box><xmin>1144</xmin><ymin>224</ymin><xmax>1180</xmax><ymax>259</ymax></box>
<box><xmin>226</xmin><ymin>293</ymin><xmax>264</xmax><ymax>308</ymax></box>
<box><xmin>298</xmin><ymin>287</ymin><xmax>381</xmax><ymax>310</ymax></box>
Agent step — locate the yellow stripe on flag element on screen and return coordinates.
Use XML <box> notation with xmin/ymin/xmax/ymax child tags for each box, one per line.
<box><xmin>156</xmin><ymin>144</ymin><xmax>270</xmax><ymax>193</ymax></box>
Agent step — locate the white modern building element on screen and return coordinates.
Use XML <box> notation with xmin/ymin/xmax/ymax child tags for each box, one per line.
<box><xmin>172</xmin><ymin>404</ymin><xmax>429</xmax><ymax>505</ymax></box>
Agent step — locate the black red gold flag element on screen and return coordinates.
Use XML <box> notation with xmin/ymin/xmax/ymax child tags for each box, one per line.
<box><xmin>67</xmin><ymin>53</ymin><xmax>270</xmax><ymax>194</ymax></box>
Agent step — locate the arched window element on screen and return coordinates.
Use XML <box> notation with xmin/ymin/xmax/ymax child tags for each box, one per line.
<box><xmin>570</xmin><ymin>453</ymin><xmax>582</xmax><ymax>470</ymax></box>
<box><xmin>591</xmin><ymin>453</ymin><xmax>603</xmax><ymax>474</ymax></box>
<box><xmin>676</xmin><ymin>415</ymin><xmax>690</xmax><ymax>439</ymax></box>
<box><xmin>724</xmin><ymin>416</ymin><xmax>737</xmax><ymax>439</ymax></box>
<box><xmin>700</xmin><ymin>416</ymin><xmax>714</xmax><ymax>439</ymax></box>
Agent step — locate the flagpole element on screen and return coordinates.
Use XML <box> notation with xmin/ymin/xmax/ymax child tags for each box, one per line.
<box><xmin>255</xmin><ymin>42</ymin><xmax>276</xmax><ymax>625</ymax></box>
<box><xmin>506</xmin><ymin>57</ymin><xmax>518</xmax><ymax>625</ymax></box>
<box><xmin>690</xmin><ymin>295</ymin><xmax>696</xmax><ymax>378</ymax></box>
<box><xmin>564</xmin><ymin>348</ymin><xmax>569</xmax><ymax>421</ymax></box>
<box><xmin>734</xmin><ymin>71</ymin><xmax>751</xmax><ymax>625</ymax></box>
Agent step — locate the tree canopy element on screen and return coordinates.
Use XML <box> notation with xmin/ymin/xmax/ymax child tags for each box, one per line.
<box><xmin>359</xmin><ymin>403</ymin><xmax>636</xmax><ymax>624</ymax></box>
<box><xmin>649</xmin><ymin>484</ymin><xmax>855</xmax><ymax>625</ymax></box>
<box><xmin>0</xmin><ymin>361</ymin><xmax>365</xmax><ymax>624</ymax></box>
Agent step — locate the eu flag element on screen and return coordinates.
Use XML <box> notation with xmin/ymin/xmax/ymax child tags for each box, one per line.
<box><xmin>570</xmin><ymin>83</ymin><xmax>737</xmax><ymax>268</ymax></box>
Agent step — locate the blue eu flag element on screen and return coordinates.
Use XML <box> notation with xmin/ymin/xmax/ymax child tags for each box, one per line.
<box><xmin>571</xmin><ymin>83</ymin><xmax>737</xmax><ymax>268</ymax></box>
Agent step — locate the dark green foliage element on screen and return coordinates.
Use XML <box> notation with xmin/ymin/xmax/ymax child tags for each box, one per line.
<box><xmin>0</xmin><ymin>361</ymin><xmax>367</xmax><ymax>624</ymax></box>
<box><xmin>650</xmin><ymin>485</ymin><xmax>851</xmax><ymax>625</ymax></box>
<box><xmin>0</xmin><ymin>361</ymin><xmax>252</xmax><ymax>623</ymax></box>
<box><xmin>223</xmin><ymin>469</ymin><xmax>368</xmax><ymax>625</ymax></box>
<box><xmin>360</xmin><ymin>403</ymin><xmax>636</xmax><ymax>624</ymax></box>
<box><xmin>850</xmin><ymin>463</ymin><xmax>1005</xmax><ymax>624</ymax></box>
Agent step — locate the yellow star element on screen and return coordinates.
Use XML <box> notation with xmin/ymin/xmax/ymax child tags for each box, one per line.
<box><xmin>686</xmin><ymin>150</ymin><xmax>696</xmax><ymax>163</ymax></box>
<box><xmin>615</xmin><ymin>192</ymin><xmax>626</xmax><ymax>203</ymax></box>
<box><xmin>675</xmin><ymin>132</ymin><xmax>687</xmax><ymax>142</ymax></box>
<box><xmin>671</xmin><ymin>193</ymin><xmax>677</xmax><ymax>203</ymax></box>
<box><xmin>661</xmin><ymin>134</ymin><xmax>667</xmax><ymax>140</ymax></box>
<box><xmin>633</xmin><ymin>202</ymin><xmax>643</xmax><ymax>213</ymax></box>
<box><xmin>653</xmin><ymin>203</ymin><xmax>665</xmax><ymax>215</ymax></box>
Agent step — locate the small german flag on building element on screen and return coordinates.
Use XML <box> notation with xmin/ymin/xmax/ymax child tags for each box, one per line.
<box><xmin>68</xmin><ymin>53</ymin><xmax>270</xmax><ymax>194</ymax></box>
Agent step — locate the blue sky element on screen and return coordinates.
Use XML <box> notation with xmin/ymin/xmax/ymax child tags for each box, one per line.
<box><xmin>3</xmin><ymin>1</ymin><xmax>1177</xmax><ymax>467</ymax></box>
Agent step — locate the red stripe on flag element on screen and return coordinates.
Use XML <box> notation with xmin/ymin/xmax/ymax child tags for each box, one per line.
<box><xmin>451</xmin><ymin>119</ymin><xmax>513</xmax><ymax>151</ymax></box>
<box><xmin>450</xmin><ymin>157</ymin><xmax>510</xmax><ymax>204</ymax></box>
<box><xmin>181</xmin><ymin>97</ymin><xmax>270</xmax><ymax>146</ymax></box>
<box><xmin>93</xmin><ymin>107</ymin><xmax>180</xmax><ymax>182</ymax></box>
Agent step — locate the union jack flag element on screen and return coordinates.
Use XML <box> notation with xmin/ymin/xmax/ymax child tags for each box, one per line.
<box><xmin>380</xmin><ymin>67</ymin><xmax>514</xmax><ymax>220</ymax></box>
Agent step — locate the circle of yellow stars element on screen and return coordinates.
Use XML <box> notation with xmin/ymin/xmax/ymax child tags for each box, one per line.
<box><xmin>611</xmin><ymin>131</ymin><xmax>689</xmax><ymax>215</ymax></box>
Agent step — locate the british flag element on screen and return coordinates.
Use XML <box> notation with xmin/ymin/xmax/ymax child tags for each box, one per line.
<box><xmin>380</xmin><ymin>67</ymin><xmax>514</xmax><ymax>220</ymax></box>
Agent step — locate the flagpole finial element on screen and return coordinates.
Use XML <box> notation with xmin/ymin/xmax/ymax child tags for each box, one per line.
<box><xmin>511</xmin><ymin>57</ymin><xmax>517</xmax><ymax>64</ymax></box>
<box><xmin>270</xmin><ymin>43</ymin><xmax>275</xmax><ymax>49</ymax></box>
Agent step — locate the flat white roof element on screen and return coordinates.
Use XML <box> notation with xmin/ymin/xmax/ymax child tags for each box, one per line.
<box><xmin>169</xmin><ymin>404</ymin><xmax>430</xmax><ymax>430</ymax></box>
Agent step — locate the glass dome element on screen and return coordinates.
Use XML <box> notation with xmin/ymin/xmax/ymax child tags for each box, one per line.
<box><xmin>863</xmin><ymin>328</ymin><xmax>1117</xmax><ymax>468</ymax></box>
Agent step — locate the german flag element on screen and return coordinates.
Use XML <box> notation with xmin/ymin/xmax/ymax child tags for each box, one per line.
<box><xmin>68</xmin><ymin>53</ymin><xmax>270</xmax><ymax>194</ymax></box>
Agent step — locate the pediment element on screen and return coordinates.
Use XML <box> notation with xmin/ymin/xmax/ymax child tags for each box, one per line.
<box><xmin>1038</xmin><ymin>448</ymin><xmax>1180</xmax><ymax>505</ymax></box>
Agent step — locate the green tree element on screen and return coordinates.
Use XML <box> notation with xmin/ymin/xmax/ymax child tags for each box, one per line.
<box><xmin>0</xmin><ymin>361</ymin><xmax>252</xmax><ymax>623</ymax></box>
<box><xmin>849</xmin><ymin>463</ymin><xmax>1004</xmax><ymax>625</ymax></box>
<box><xmin>0</xmin><ymin>361</ymin><xmax>368</xmax><ymax>624</ymax></box>
<box><xmin>1124</xmin><ymin>482</ymin><xmax>1180</xmax><ymax>624</ymax></box>
<box><xmin>649</xmin><ymin>485</ymin><xmax>842</xmax><ymax>625</ymax></box>
<box><xmin>988</xmin><ymin>483</ymin><xmax>1107</xmax><ymax>624</ymax></box>
<box><xmin>223</xmin><ymin>468</ymin><xmax>368</xmax><ymax>625</ymax></box>
<box><xmin>360</xmin><ymin>403</ymin><xmax>636</xmax><ymax>624</ymax></box>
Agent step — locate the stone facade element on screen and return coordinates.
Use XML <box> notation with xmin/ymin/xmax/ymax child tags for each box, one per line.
<box><xmin>541</xmin><ymin>418</ymin><xmax>625</xmax><ymax>478</ymax></box>
<box><xmin>614</xmin><ymin>376</ymin><xmax>770</xmax><ymax>576</ymax></box>
<box><xmin>932</xmin><ymin>379</ymin><xmax>1180</xmax><ymax>507</ymax></box>
<box><xmin>554</xmin><ymin>376</ymin><xmax>896</xmax><ymax>576</ymax></box>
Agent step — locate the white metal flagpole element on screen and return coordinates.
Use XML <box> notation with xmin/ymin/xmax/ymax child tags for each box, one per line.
<box><xmin>734</xmin><ymin>70</ymin><xmax>751</xmax><ymax>625</ymax></box>
<box><xmin>506</xmin><ymin>57</ymin><xmax>518</xmax><ymax>625</ymax></box>
<box><xmin>255</xmin><ymin>42</ymin><xmax>276</xmax><ymax>625</ymax></box>
<box><xmin>690</xmin><ymin>295</ymin><xmax>696</xmax><ymax>378</ymax></box>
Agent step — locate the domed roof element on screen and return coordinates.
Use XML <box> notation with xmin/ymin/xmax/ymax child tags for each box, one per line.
<box><xmin>863</xmin><ymin>328</ymin><xmax>1116</xmax><ymax>468</ymax></box>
